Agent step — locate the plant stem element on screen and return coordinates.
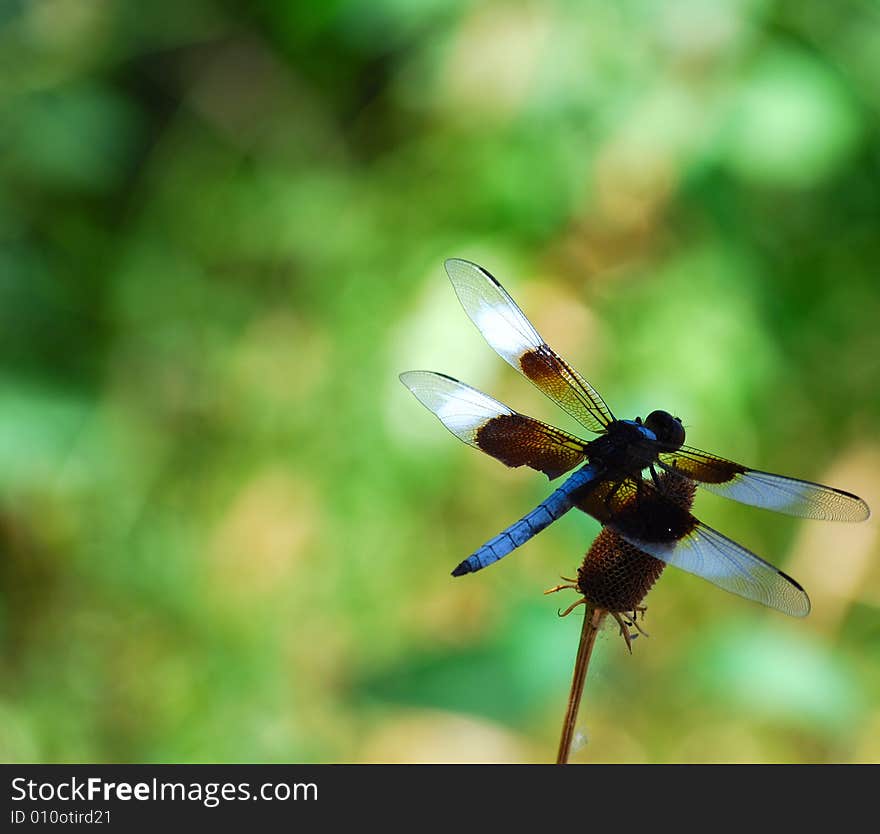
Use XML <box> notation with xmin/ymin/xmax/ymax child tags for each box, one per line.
<box><xmin>556</xmin><ymin>605</ymin><xmax>606</xmax><ymax>765</ymax></box>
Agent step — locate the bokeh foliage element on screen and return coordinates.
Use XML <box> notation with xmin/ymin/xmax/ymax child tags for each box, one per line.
<box><xmin>1</xmin><ymin>0</ymin><xmax>879</xmax><ymax>763</ymax></box>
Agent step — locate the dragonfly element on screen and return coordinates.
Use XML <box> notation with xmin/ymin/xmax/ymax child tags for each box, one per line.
<box><xmin>400</xmin><ymin>259</ymin><xmax>871</xmax><ymax>617</ymax></box>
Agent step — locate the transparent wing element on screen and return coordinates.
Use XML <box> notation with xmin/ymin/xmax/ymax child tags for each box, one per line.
<box><xmin>617</xmin><ymin>518</ymin><xmax>811</xmax><ymax>617</ymax></box>
<box><xmin>444</xmin><ymin>258</ymin><xmax>614</xmax><ymax>434</ymax></box>
<box><xmin>650</xmin><ymin>444</ymin><xmax>870</xmax><ymax>522</ymax></box>
<box><xmin>400</xmin><ymin>371</ymin><xmax>588</xmax><ymax>479</ymax></box>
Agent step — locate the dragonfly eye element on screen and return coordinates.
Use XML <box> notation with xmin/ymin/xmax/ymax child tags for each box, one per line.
<box><xmin>645</xmin><ymin>410</ymin><xmax>685</xmax><ymax>449</ymax></box>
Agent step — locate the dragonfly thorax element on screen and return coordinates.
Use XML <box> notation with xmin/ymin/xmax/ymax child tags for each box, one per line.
<box><xmin>644</xmin><ymin>410</ymin><xmax>685</xmax><ymax>450</ymax></box>
<box><xmin>585</xmin><ymin>419</ymin><xmax>656</xmax><ymax>479</ymax></box>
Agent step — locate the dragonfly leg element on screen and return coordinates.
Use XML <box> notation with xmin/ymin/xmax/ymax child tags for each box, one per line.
<box><xmin>625</xmin><ymin>611</ymin><xmax>650</xmax><ymax>639</ymax></box>
<box><xmin>610</xmin><ymin>611</ymin><xmax>636</xmax><ymax>654</ymax></box>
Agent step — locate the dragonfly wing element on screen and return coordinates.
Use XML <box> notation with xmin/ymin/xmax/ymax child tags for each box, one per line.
<box><xmin>444</xmin><ymin>258</ymin><xmax>614</xmax><ymax>434</ymax></box>
<box><xmin>654</xmin><ymin>445</ymin><xmax>870</xmax><ymax>522</ymax></box>
<box><xmin>574</xmin><ymin>477</ymin><xmax>811</xmax><ymax>617</ymax></box>
<box><xmin>400</xmin><ymin>371</ymin><xmax>588</xmax><ymax>479</ymax></box>
<box><xmin>616</xmin><ymin>518</ymin><xmax>811</xmax><ymax>617</ymax></box>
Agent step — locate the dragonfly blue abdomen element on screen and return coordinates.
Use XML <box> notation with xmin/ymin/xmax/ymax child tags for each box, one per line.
<box><xmin>452</xmin><ymin>464</ymin><xmax>600</xmax><ymax>575</ymax></box>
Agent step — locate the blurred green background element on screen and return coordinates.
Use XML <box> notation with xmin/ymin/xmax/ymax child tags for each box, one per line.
<box><xmin>1</xmin><ymin>0</ymin><xmax>879</xmax><ymax>764</ymax></box>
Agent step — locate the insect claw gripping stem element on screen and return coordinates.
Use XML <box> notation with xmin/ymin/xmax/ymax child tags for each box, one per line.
<box><xmin>627</xmin><ymin>609</ymin><xmax>650</xmax><ymax>638</ymax></box>
<box><xmin>610</xmin><ymin>611</ymin><xmax>637</xmax><ymax>654</ymax></box>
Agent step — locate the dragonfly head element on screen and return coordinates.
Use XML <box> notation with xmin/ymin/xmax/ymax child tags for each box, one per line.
<box><xmin>644</xmin><ymin>410</ymin><xmax>685</xmax><ymax>450</ymax></box>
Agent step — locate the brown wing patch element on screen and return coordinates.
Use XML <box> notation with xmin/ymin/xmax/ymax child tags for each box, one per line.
<box><xmin>518</xmin><ymin>346</ymin><xmax>614</xmax><ymax>434</ymax></box>
<box><xmin>520</xmin><ymin>348</ymin><xmax>559</xmax><ymax>387</ymax></box>
<box><xmin>475</xmin><ymin>415</ymin><xmax>586</xmax><ymax>480</ymax></box>
<box><xmin>659</xmin><ymin>448</ymin><xmax>746</xmax><ymax>484</ymax></box>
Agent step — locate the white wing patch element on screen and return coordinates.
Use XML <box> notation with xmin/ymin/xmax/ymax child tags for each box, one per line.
<box><xmin>445</xmin><ymin>259</ymin><xmax>543</xmax><ymax>367</ymax></box>
<box><xmin>473</xmin><ymin>303</ymin><xmax>538</xmax><ymax>365</ymax></box>
<box><xmin>399</xmin><ymin>370</ymin><xmax>512</xmax><ymax>441</ymax></box>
